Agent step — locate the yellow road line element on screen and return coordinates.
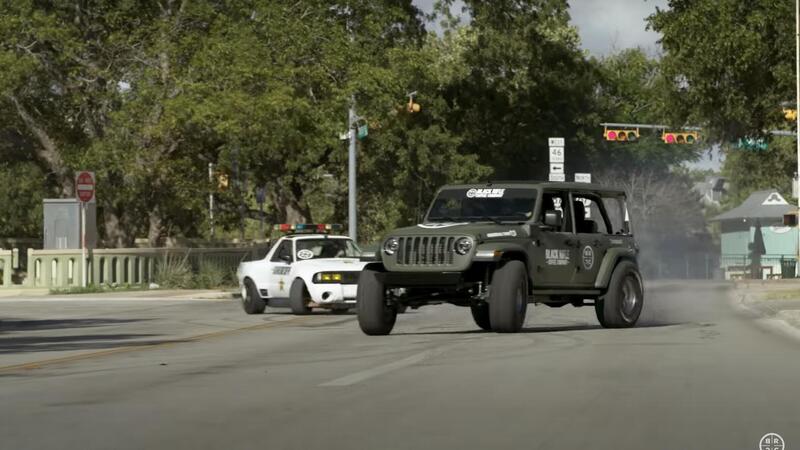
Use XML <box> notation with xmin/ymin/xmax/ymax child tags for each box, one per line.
<box><xmin>0</xmin><ymin>316</ymin><xmax>310</xmax><ymax>374</ymax></box>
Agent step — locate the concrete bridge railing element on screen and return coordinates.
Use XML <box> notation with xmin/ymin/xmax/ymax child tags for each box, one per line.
<box><xmin>0</xmin><ymin>246</ymin><xmax>269</xmax><ymax>289</ymax></box>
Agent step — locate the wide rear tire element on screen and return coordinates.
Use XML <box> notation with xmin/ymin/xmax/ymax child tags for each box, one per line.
<box><xmin>357</xmin><ymin>268</ymin><xmax>397</xmax><ymax>335</ymax></box>
<box><xmin>489</xmin><ymin>260</ymin><xmax>528</xmax><ymax>333</ymax></box>
<box><xmin>289</xmin><ymin>279</ymin><xmax>313</xmax><ymax>315</ymax></box>
<box><xmin>241</xmin><ymin>279</ymin><xmax>266</xmax><ymax>315</ymax></box>
<box><xmin>595</xmin><ymin>261</ymin><xmax>643</xmax><ymax>328</ymax></box>
<box><xmin>470</xmin><ymin>303</ymin><xmax>492</xmax><ymax>331</ymax></box>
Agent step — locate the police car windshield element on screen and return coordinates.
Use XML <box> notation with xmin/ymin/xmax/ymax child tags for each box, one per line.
<box><xmin>295</xmin><ymin>238</ymin><xmax>361</xmax><ymax>259</ymax></box>
<box><xmin>426</xmin><ymin>188</ymin><xmax>537</xmax><ymax>222</ymax></box>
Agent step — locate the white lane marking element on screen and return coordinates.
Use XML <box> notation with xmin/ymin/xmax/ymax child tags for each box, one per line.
<box><xmin>319</xmin><ymin>347</ymin><xmax>447</xmax><ymax>387</ymax></box>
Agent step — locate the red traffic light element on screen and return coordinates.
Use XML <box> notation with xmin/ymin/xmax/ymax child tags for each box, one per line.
<box><xmin>662</xmin><ymin>131</ymin><xmax>699</xmax><ymax>144</ymax></box>
<box><xmin>604</xmin><ymin>128</ymin><xmax>639</xmax><ymax>142</ymax></box>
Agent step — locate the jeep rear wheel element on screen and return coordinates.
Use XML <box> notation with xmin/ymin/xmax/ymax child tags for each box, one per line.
<box><xmin>470</xmin><ymin>303</ymin><xmax>491</xmax><ymax>331</ymax></box>
<box><xmin>489</xmin><ymin>260</ymin><xmax>528</xmax><ymax>333</ymax></box>
<box><xmin>357</xmin><ymin>268</ymin><xmax>397</xmax><ymax>335</ymax></box>
<box><xmin>289</xmin><ymin>279</ymin><xmax>313</xmax><ymax>315</ymax></box>
<box><xmin>241</xmin><ymin>279</ymin><xmax>266</xmax><ymax>315</ymax></box>
<box><xmin>596</xmin><ymin>261</ymin><xmax>643</xmax><ymax>328</ymax></box>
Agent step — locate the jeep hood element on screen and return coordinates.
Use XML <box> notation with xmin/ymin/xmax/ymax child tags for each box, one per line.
<box><xmin>385</xmin><ymin>222</ymin><xmax>530</xmax><ymax>239</ymax></box>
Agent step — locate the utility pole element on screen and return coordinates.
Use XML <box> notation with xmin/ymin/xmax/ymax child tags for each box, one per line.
<box><xmin>208</xmin><ymin>162</ymin><xmax>215</xmax><ymax>239</ymax></box>
<box><xmin>348</xmin><ymin>98</ymin><xmax>358</xmax><ymax>242</ymax></box>
<box><xmin>795</xmin><ymin>0</ymin><xmax>800</xmax><ymax>274</ymax></box>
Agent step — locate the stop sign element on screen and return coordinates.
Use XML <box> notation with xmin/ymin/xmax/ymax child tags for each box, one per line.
<box><xmin>76</xmin><ymin>171</ymin><xmax>95</xmax><ymax>203</ymax></box>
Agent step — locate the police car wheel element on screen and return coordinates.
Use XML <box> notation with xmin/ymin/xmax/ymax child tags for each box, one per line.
<box><xmin>489</xmin><ymin>260</ymin><xmax>528</xmax><ymax>333</ymax></box>
<box><xmin>242</xmin><ymin>279</ymin><xmax>266</xmax><ymax>315</ymax></box>
<box><xmin>470</xmin><ymin>302</ymin><xmax>491</xmax><ymax>331</ymax></box>
<box><xmin>596</xmin><ymin>261</ymin><xmax>643</xmax><ymax>328</ymax></box>
<box><xmin>357</xmin><ymin>268</ymin><xmax>397</xmax><ymax>335</ymax></box>
<box><xmin>289</xmin><ymin>279</ymin><xmax>313</xmax><ymax>315</ymax></box>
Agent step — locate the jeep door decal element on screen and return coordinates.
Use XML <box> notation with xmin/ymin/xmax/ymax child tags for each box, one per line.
<box><xmin>582</xmin><ymin>245</ymin><xmax>595</xmax><ymax>270</ymax></box>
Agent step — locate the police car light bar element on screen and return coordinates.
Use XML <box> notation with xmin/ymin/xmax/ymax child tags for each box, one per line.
<box><xmin>273</xmin><ymin>223</ymin><xmax>344</xmax><ymax>233</ymax></box>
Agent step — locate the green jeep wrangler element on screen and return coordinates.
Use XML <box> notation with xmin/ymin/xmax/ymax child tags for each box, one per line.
<box><xmin>357</xmin><ymin>181</ymin><xmax>644</xmax><ymax>335</ymax></box>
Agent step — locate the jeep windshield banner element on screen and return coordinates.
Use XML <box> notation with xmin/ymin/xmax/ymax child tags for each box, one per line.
<box><xmin>426</xmin><ymin>188</ymin><xmax>537</xmax><ymax>222</ymax></box>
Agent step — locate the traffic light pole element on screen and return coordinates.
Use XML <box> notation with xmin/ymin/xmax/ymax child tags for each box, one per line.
<box><xmin>348</xmin><ymin>99</ymin><xmax>358</xmax><ymax>243</ymax></box>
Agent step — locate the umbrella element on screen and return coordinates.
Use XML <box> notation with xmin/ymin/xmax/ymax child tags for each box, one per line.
<box><xmin>752</xmin><ymin>219</ymin><xmax>766</xmax><ymax>255</ymax></box>
<box><xmin>750</xmin><ymin>219</ymin><xmax>766</xmax><ymax>279</ymax></box>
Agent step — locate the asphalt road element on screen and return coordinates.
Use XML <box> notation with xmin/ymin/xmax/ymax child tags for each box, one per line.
<box><xmin>1</xmin><ymin>282</ymin><xmax>798</xmax><ymax>450</ymax></box>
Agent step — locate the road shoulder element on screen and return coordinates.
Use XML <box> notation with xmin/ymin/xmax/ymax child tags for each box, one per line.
<box><xmin>730</xmin><ymin>279</ymin><xmax>800</xmax><ymax>341</ymax></box>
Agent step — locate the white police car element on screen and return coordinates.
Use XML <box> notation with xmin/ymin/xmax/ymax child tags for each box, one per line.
<box><xmin>236</xmin><ymin>224</ymin><xmax>368</xmax><ymax>314</ymax></box>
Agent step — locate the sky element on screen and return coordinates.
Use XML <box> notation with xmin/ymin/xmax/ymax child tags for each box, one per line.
<box><xmin>412</xmin><ymin>0</ymin><xmax>668</xmax><ymax>57</ymax></box>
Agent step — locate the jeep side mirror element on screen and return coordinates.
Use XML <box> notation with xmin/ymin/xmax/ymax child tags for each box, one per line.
<box><xmin>544</xmin><ymin>210</ymin><xmax>562</xmax><ymax>228</ymax></box>
<box><xmin>280</xmin><ymin>253</ymin><xmax>292</xmax><ymax>263</ymax></box>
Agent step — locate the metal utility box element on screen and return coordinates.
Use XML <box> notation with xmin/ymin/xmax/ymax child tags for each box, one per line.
<box><xmin>43</xmin><ymin>199</ymin><xmax>97</xmax><ymax>249</ymax></box>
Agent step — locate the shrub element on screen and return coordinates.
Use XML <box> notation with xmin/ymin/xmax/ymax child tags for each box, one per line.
<box><xmin>194</xmin><ymin>260</ymin><xmax>227</xmax><ymax>289</ymax></box>
<box><xmin>154</xmin><ymin>254</ymin><xmax>193</xmax><ymax>289</ymax></box>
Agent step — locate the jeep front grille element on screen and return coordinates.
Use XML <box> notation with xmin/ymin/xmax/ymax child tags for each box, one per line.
<box><xmin>396</xmin><ymin>236</ymin><xmax>456</xmax><ymax>266</ymax></box>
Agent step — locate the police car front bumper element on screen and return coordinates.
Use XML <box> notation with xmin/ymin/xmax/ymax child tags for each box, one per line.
<box><xmin>307</xmin><ymin>283</ymin><xmax>358</xmax><ymax>306</ymax></box>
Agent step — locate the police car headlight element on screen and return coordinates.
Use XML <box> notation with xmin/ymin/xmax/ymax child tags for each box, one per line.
<box><xmin>314</xmin><ymin>272</ymin><xmax>343</xmax><ymax>283</ymax></box>
<box><xmin>383</xmin><ymin>237</ymin><xmax>400</xmax><ymax>255</ymax></box>
<box><xmin>455</xmin><ymin>237</ymin><xmax>473</xmax><ymax>255</ymax></box>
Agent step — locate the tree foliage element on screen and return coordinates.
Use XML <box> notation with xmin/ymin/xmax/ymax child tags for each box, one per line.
<box><xmin>649</xmin><ymin>0</ymin><xmax>795</xmax><ymax>140</ymax></box>
<box><xmin>0</xmin><ymin>1</ymin><xmax>705</xmax><ymax>244</ymax></box>
<box><xmin>649</xmin><ymin>0</ymin><xmax>796</xmax><ymax>216</ymax></box>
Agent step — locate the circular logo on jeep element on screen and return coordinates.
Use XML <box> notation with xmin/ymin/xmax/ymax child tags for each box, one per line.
<box><xmin>466</xmin><ymin>188</ymin><xmax>477</xmax><ymax>198</ymax></box>
<box><xmin>582</xmin><ymin>245</ymin><xmax>594</xmax><ymax>270</ymax></box>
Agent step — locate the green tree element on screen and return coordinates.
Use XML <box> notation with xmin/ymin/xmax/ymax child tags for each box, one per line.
<box><xmin>648</xmin><ymin>0</ymin><xmax>794</xmax><ymax>140</ymax></box>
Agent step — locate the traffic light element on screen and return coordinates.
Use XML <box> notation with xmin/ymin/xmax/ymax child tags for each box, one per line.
<box><xmin>784</xmin><ymin>108</ymin><xmax>797</xmax><ymax>121</ymax></box>
<box><xmin>405</xmin><ymin>91</ymin><xmax>420</xmax><ymax>113</ymax></box>
<box><xmin>603</xmin><ymin>128</ymin><xmax>639</xmax><ymax>142</ymax></box>
<box><xmin>406</xmin><ymin>98</ymin><xmax>420</xmax><ymax>113</ymax></box>
<box><xmin>217</xmin><ymin>173</ymin><xmax>229</xmax><ymax>190</ymax></box>
<box><xmin>662</xmin><ymin>131</ymin><xmax>699</xmax><ymax>144</ymax></box>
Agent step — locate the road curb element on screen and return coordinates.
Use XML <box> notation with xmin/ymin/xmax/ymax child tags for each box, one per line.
<box><xmin>729</xmin><ymin>290</ymin><xmax>800</xmax><ymax>342</ymax></box>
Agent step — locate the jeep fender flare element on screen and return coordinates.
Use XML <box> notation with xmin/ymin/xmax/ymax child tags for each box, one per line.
<box><xmin>473</xmin><ymin>242</ymin><xmax>528</xmax><ymax>263</ymax></box>
<box><xmin>593</xmin><ymin>248</ymin><xmax>640</xmax><ymax>290</ymax></box>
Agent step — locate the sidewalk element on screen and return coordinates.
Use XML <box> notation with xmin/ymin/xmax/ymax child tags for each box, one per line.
<box><xmin>732</xmin><ymin>279</ymin><xmax>800</xmax><ymax>335</ymax></box>
<box><xmin>0</xmin><ymin>288</ymin><xmax>236</xmax><ymax>301</ymax></box>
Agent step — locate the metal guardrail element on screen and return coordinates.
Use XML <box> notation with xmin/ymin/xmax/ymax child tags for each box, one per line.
<box><xmin>0</xmin><ymin>245</ymin><xmax>269</xmax><ymax>289</ymax></box>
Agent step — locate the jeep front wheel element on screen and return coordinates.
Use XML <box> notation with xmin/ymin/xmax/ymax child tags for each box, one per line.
<box><xmin>470</xmin><ymin>303</ymin><xmax>491</xmax><ymax>331</ymax></box>
<box><xmin>489</xmin><ymin>260</ymin><xmax>528</xmax><ymax>333</ymax></box>
<box><xmin>357</xmin><ymin>268</ymin><xmax>397</xmax><ymax>335</ymax></box>
<box><xmin>595</xmin><ymin>261</ymin><xmax>643</xmax><ymax>328</ymax></box>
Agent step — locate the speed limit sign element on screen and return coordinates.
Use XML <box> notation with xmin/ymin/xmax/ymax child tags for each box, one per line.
<box><xmin>549</xmin><ymin>146</ymin><xmax>564</xmax><ymax>163</ymax></box>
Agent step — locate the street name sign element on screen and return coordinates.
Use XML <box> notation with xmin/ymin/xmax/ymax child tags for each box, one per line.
<box><xmin>574</xmin><ymin>173</ymin><xmax>591</xmax><ymax>183</ymax></box>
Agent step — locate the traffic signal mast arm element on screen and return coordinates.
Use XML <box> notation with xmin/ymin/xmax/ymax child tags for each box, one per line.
<box><xmin>600</xmin><ymin>122</ymin><xmax>798</xmax><ymax>145</ymax></box>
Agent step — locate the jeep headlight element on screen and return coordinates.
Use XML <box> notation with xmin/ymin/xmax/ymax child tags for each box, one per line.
<box><xmin>383</xmin><ymin>237</ymin><xmax>400</xmax><ymax>255</ymax></box>
<box><xmin>455</xmin><ymin>237</ymin><xmax>473</xmax><ymax>255</ymax></box>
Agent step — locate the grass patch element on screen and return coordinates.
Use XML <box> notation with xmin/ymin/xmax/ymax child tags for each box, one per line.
<box><xmin>762</xmin><ymin>289</ymin><xmax>800</xmax><ymax>301</ymax></box>
<box><xmin>50</xmin><ymin>284</ymin><xmax>149</xmax><ymax>295</ymax></box>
